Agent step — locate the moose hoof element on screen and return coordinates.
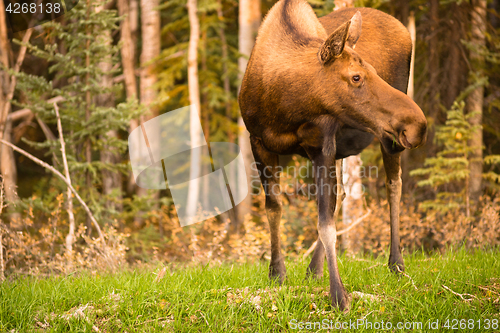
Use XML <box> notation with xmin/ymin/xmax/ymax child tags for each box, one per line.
<box><xmin>269</xmin><ymin>262</ymin><xmax>286</xmax><ymax>285</ymax></box>
<box><xmin>388</xmin><ymin>256</ymin><xmax>405</xmax><ymax>274</ymax></box>
<box><xmin>332</xmin><ymin>292</ymin><xmax>351</xmax><ymax>313</ymax></box>
<box><xmin>269</xmin><ymin>261</ymin><xmax>286</xmax><ymax>284</ymax></box>
<box><xmin>305</xmin><ymin>266</ymin><xmax>323</xmax><ymax>280</ymax></box>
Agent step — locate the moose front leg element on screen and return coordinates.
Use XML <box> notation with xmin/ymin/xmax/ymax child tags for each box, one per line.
<box><xmin>250</xmin><ymin>136</ymin><xmax>286</xmax><ymax>283</ymax></box>
<box><xmin>381</xmin><ymin>149</ymin><xmax>404</xmax><ymax>273</ymax></box>
<box><xmin>306</xmin><ymin>159</ymin><xmax>346</xmax><ymax>279</ymax></box>
<box><xmin>313</xmin><ymin>155</ymin><xmax>349</xmax><ymax>311</ymax></box>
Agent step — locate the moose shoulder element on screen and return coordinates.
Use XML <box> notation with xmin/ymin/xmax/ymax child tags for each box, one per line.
<box><xmin>239</xmin><ymin>0</ymin><xmax>427</xmax><ymax>311</ymax></box>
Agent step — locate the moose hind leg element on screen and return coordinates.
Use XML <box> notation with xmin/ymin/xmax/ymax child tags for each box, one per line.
<box><xmin>381</xmin><ymin>149</ymin><xmax>405</xmax><ymax>273</ymax></box>
<box><xmin>250</xmin><ymin>136</ymin><xmax>286</xmax><ymax>283</ymax></box>
<box><xmin>306</xmin><ymin>238</ymin><xmax>325</xmax><ymax>279</ymax></box>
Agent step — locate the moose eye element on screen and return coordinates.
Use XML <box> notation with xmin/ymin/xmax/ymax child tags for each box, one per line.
<box><xmin>352</xmin><ymin>75</ymin><xmax>361</xmax><ymax>82</ymax></box>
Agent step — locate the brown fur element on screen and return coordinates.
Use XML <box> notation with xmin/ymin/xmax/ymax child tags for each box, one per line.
<box><xmin>239</xmin><ymin>0</ymin><xmax>427</xmax><ymax>311</ymax></box>
<box><xmin>240</xmin><ymin>0</ymin><xmax>426</xmax><ymax>158</ymax></box>
<box><xmin>319</xmin><ymin>7</ymin><xmax>412</xmax><ymax>91</ymax></box>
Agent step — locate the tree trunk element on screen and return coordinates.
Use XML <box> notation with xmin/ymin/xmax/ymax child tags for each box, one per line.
<box><xmin>118</xmin><ymin>0</ymin><xmax>140</xmax><ymax>197</ymax></box>
<box><xmin>401</xmin><ymin>11</ymin><xmax>415</xmax><ymax>195</ymax></box>
<box><xmin>201</xmin><ymin>23</ymin><xmax>209</xmax><ymax>211</ymax></box>
<box><xmin>54</xmin><ymin>103</ymin><xmax>76</xmax><ymax>261</ymax></box>
<box><xmin>186</xmin><ymin>0</ymin><xmax>202</xmax><ymax>224</ymax></box>
<box><xmin>0</xmin><ymin>0</ymin><xmax>10</xmax><ymax>72</ymax></box>
<box><xmin>135</xmin><ymin>0</ymin><xmax>160</xmax><ymax>220</ymax></box>
<box><xmin>341</xmin><ymin>155</ymin><xmax>363</xmax><ymax>253</ymax></box>
<box><xmin>236</xmin><ymin>0</ymin><xmax>261</xmax><ymax>232</ymax></box>
<box><xmin>97</xmin><ymin>3</ymin><xmax>122</xmax><ymax>216</ymax></box>
<box><xmin>407</xmin><ymin>12</ymin><xmax>415</xmax><ymax>101</ymax></box>
<box><xmin>0</xmin><ymin>120</ymin><xmax>19</xmax><ymax>215</ymax></box>
<box><xmin>427</xmin><ymin>0</ymin><xmax>440</xmax><ymax>154</ymax></box>
<box><xmin>467</xmin><ymin>0</ymin><xmax>487</xmax><ymax>202</ymax></box>
<box><xmin>139</xmin><ymin>0</ymin><xmax>160</xmax><ymax>122</ymax></box>
<box><xmin>0</xmin><ymin>4</ymin><xmax>20</xmax><ymax>222</ymax></box>
<box><xmin>118</xmin><ymin>0</ymin><xmax>138</xmax><ymax>102</ymax></box>
<box><xmin>391</xmin><ymin>0</ymin><xmax>409</xmax><ymax>27</ymax></box>
<box><xmin>129</xmin><ymin>0</ymin><xmax>139</xmax><ymax>63</ymax></box>
<box><xmin>443</xmin><ymin>3</ymin><xmax>467</xmax><ymax>109</ymax></box>
<box><xmin>218</xmin><ymin>0</ymin><xmax>236</xmax><ymax>227</ymax></box>
<box><xmin>0</xmin><ymin>0</ymin><xmax>10</xmax><ymax>86</ymax></box>
<box><xmin>334</xmin><ymin>0</ymin><xmax>360</xmax><ymax>254</ymax></box>
<box><xmin>0</xmin><ymin>174</ymin><xmax>4</xmax><ymax>281</ymax></box>
<box><xmin>85</xmin><ymin>0</ymin><xmax>93</xmax><ymax>234</ymax></box>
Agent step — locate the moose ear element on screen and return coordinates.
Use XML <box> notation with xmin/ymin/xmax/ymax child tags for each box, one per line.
<box><xmin>346</xmin><ymin>11</ymin><xmax>362</xmax><ymax>48</ymax></box>
<box><xmin>318</xmin><ymin>12</ymin><xmax>363</xmax><ymax>64</ymax></box>
<box><xmin>318</xmin><ymin>20</ymin><xmax>350</xmax><ymax>64</ymax></box>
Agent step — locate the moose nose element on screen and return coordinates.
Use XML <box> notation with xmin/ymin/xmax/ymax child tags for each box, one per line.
<box><xmin>399</xmin><ymin>121</ymin><xmax>427</xmax><ymax>150</ymax></box>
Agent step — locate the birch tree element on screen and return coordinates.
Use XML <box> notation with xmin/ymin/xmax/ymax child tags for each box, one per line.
<box><xmin>218</xmin><ymin>0</ymin><xmax>236</xmax><ymax>226</ymax></box>
<box><xmin>118</xmin><ymin>0</ymin><xmax>138</xmax><ymax>103</ymax></box>
<box><xmin>0</xmin><ymin>3</ymin><xmax>26</xmax><ymax>222</ymax></box>
<box><xmin>129</xmin><ymin>0</ymin><xmax>139</xmax><ymax>61</ymax></box>
<box><xmin>427</xmin><ymin>0</ymin><xmax>440</xmax><ymax>153</ymax></box>
<box><xmin>467</xmin><ymin>0</ymin><xmax>487</xmax><ymax>202</ymax></box>
<box><xmin>0</xmin><ymin>2</ymin><xmax>17</xmax><ymax>209</ymax></box>
<box><xmin>401</xmin><ymin>11</ymin><xmax>416</xmax><ymax>194</ymax></box>
<box><xmin>118</xmin><ymin>0</ymin><xmax>141</xmax><ymax>199</ymax></box>
<box><xmin>185</xmin><ymin>0</ymin><xmax>202</xmax><ymax>221</ymax></box>
<box><xmin>135</xmin><ymin>0</ymin><xmax>160</xmax><ymax>211</ymax></box>
<box><xmin>331</xmin><ymin>0</ymin><xmax>363</xmax><ymax>253</ymax></box>
<box><xmin>139</xmin><ymin>0</ymin><xmax>160</xmax><ymax>122</ymax></box>
<box><xmin>237</xmin><ymin>0</ymin><xmax>261</xmax><ymax>231</ymax></box>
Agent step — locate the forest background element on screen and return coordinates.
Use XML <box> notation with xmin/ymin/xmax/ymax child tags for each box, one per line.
<box><xmin>0</xmin><ymin>0</ymin><xmax>499</xmax><ymax>278</ymax></box>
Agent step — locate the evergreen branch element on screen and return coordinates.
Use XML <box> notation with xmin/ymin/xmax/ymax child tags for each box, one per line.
<box><xmin>485</xmin><ymin>155</ymin><xmax>500</xmax><ymax>165</ymax></box>
<box><xmin>7</xmin><ymin>96</ymin><xmax>65</xmax><ymax>121</ymax></box>
<box><xmin>483</xmin><ymin>172</ymin><xmax>500</xmax><ymax>183</ymax></box>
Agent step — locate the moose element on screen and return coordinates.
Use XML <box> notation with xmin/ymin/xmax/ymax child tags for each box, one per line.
<box><xmin>239</xmin><ymin>0</ymin><xmax>427</xmax><ymax>311</ymax></box>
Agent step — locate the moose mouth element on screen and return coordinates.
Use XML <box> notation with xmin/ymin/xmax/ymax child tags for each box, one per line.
<box><xmin>381</xmin><ymin>131</ymin><xmax>406</xmax><ymax>154</ymax></box>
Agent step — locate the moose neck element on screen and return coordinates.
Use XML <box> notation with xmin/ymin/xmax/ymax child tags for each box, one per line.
<box><xmin>255</xmin><ymin>0</ymin><xmax>332</xmax><ymax>119</ymax></box>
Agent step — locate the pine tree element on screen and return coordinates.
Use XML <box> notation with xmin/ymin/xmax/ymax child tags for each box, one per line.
<box><xmin>13</xmin><ymin>0</ymin><xmax>141</xmax><ymax>225</ymax></box>
<box><xmin>410</xmin><ymin>101</ymin><xmax>480</xmax><ymax>217</ymax></box>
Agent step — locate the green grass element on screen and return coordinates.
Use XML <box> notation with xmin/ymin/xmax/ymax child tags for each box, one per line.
<box><xmin>1</xmin><ymin>247</ymin><xmax>499</xmax><ymax>332</ymax></box>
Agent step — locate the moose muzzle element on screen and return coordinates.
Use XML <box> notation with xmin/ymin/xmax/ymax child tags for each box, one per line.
<box><xmin>399</xmin><ymin>119</ymin><xmax>427</xmax><ymax>149</ymax></box>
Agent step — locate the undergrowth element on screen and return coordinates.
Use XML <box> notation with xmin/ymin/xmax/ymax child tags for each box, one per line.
<box><xmin>0</xmin><ymin>247</ymin><xmax>499</xmax><ymax>332</ymax></box>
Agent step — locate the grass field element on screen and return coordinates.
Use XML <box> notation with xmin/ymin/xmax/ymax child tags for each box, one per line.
<box><xmin>1</xmin><ymin>247</ymin><xmax>499</xmax><ymax>332</ymax></box>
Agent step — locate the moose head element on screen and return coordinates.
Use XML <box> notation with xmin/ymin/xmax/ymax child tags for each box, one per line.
<box><xmin>316</xmin><ymin>12</ymin><xmax>427</xmax><ymax>154</ymax></box>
